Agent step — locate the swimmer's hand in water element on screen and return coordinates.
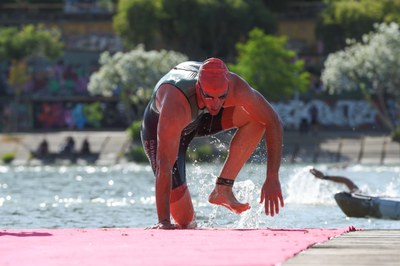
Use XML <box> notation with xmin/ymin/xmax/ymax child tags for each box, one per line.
<box><xmin>310</xmin><ymin>168</ymin><xmax>325</xmax><ymax>179</ymax></box>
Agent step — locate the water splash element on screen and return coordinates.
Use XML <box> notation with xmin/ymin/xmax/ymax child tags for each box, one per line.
<box><xmin>232</xmin><ymin>180</ymin><xmax>263</xmax><ymax>228</ymax></box>
<box><xmin>0</xmin><ymin>166</ymin><xmax>9</xmax><ymax>173</ymax></box>
<box><xmin>285</xmin><ymin>166</ymin><xmax>337</xmax><ymax>205</ymax></box>
<box><xmin>2</xmin><ymin>163</ymin><xmax>400</xmax><ymax>229</ymax></box>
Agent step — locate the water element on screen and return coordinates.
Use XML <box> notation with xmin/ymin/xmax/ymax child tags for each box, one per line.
<box><xmin>1</xmin><ymin>163</ymin><xmax>399</xmax><ymax>229</ymax></box>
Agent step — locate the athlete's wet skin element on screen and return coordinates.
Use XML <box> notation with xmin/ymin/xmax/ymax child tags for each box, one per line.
<box><xmin>141</xmin><ymin>58</ymin><xmax>284</xmax><ymax>229</ymax></box>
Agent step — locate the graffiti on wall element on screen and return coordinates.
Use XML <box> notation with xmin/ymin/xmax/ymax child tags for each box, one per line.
<box><xmin>0</xmin><ymin>99</ymin><xmax>385</xmax><ymax>132</ymax></box>
<box><xmin>273</xmin><ymin>99</ymin><xmax>377</xmax><ymax>129</ymax></box>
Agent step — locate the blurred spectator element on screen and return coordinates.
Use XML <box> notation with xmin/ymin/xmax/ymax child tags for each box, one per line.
<box><xmin>299</xmin><ymin>117</ymin><xmax>309</xmax><ymax>134</ymax></box>
<box><xmin>309</xmin><ymin>104</ymin><xmax>319</xmax><ymax>134</ymax></box>
<box><xmin>59</xmin><ymin>136</ymin><xmax>75</xmax><ymax>155</ymax></box>
<box><xmin>80</xmin><ymin>138</ymin><xmax>91</xmax><ymax>155</ymax></box>
<box><xmin>35</xmin><ymin>139</ymin><xmax>49</xmax><ymax>156</ymax></box>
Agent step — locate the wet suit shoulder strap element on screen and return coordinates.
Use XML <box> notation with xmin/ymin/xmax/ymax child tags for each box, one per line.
<box><xmin>151</xmin><ymin>61</ymin><xmax>202</xmax><ymax>121</ymax></box>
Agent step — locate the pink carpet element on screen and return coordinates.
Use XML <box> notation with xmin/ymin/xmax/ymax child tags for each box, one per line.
<box><xmin>0</xmin><ymin>227</ymin><xmax>355</xmax><ymax>266</ymax></box>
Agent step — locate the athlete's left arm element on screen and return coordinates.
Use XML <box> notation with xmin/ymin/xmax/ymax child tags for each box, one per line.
<box><xmin>232</xmin><ymin>75</ymin><xmax>284</xmax><ymax>216</ymax></box>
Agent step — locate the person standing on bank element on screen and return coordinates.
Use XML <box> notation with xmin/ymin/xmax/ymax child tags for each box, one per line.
<box><xmin>141</xmin><ymin>58</ymin><xmax>284</xmax><ymax>229</ymax></box>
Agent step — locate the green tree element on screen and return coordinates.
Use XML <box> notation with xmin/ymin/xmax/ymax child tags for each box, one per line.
<box><xmin>229</xmin><ymin>28</ymin><xmax>310</xmax><ymax>101</ymax></box>
<box><xmin>0</xmin><ymin>24</ymin><xmax>63</xmax><ymax>62</ymax></box>
<box><xmin>113</xmin><ymin>0</ymin><xmax>162</xmax><ymax>50</ymax></box>
<box><xmin>160</xmin><ymin>0</ymin><xmax>276</xmax><ymax>59</ymax></box>
<box><xmin>321</xmin><ymin>23</ymin><xmax>400</xmax><ymax>132</ymax></box>
<box><xmin>113</xmin><ymin>0</ymin><xmax>277</xmax><ymax>60</ymax></box>
<box><xmin>87</xmin><ymin>45</ymin><xmax>188</xmax><ymax>122</ymax></box>
<box><xmin>317</xmin><ymin>0</ymin><xmax>400</xmax><ymax>53</ymax></box>
<box><xmin>0</xmin><ymin>24</ymin><xmax>63</xmax><ymax>131</ymax></box>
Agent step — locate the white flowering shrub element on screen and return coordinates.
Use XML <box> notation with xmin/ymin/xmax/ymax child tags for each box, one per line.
<box><xmin>87</xmin><ymin>45</ymin><xmax>188</xmax><ymax>121</ymax></box>
<box><xmin>322</xmin><ymin>23</ymin><xmax>400</xmax><ymax>130</ymax></box>
<box><xmin>88</xmin><ymin>44</ymin><xmax>188</xmax><ymax>98</ymax></box>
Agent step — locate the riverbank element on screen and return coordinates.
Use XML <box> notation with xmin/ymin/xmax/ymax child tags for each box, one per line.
<box><xmin>0</xmin><ymin>131</ymin><xmax>129</xmax><ymax>165</ymax></box>
<box><xmin>1</xmin><ymin>129</ymin><xmax>398</xmax><ymax>165</ymax></box>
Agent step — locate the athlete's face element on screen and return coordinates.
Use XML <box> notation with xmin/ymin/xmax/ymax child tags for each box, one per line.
<box><xmin>199</xmin><ymin>86</ymin><xmax>228</xmax><ymax>116</ymax></box>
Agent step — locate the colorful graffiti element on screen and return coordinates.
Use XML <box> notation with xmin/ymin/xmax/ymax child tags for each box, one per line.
<box><xmin>0</xmin><ymin>98</ymin><xmax>388</xmax><ymax>132</ymax></box>
<box><xmin>34</xmin><ymin>101</ymin><xmax>126</xmax><ymax>130</ymax></box>
<box><xmin>273</xmin><ymin>99</ymin><xmax>379</xmax><ymax>130</ymax></box>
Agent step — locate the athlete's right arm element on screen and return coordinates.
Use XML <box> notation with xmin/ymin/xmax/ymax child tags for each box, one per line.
<box><xmin>310</xmin><ymin>169</ymin><xmax>359</xmax><ymax>193</ymax></box>
<box><xmin>153</xmin><ymin>84</ymin><xmax>192</xmax><ymax>228</ymax></box>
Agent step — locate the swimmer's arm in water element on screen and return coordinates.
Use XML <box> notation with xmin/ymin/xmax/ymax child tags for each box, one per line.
<box><xmin>310</xmin><ymin>168</ymin><xmax>360</xmax><ymax>193</ymax></box>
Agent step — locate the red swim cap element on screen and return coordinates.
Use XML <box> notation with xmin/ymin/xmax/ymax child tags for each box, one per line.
<box><xmin>198</xmin><ymin>58</ymin><xmax>229</xmax><ymax>94</ymax></box>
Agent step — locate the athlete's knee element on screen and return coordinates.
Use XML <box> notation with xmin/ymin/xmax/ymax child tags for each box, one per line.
<box><xmin>170</xmin><ymin>184</ymin><xmax>195</xmax><ymax>226</ymax></box>
<box><xmin>171</xmin><ymin>183</ymin><xmax>188</xmax><ymax>203</ymax></box>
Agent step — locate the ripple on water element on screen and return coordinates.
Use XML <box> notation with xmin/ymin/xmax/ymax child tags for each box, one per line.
<box><xmin>1</xmin><ymin>164</ymin><xmax>399</xmax><ymax>229</ymax></box>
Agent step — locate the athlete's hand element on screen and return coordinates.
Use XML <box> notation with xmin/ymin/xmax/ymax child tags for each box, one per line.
<box><xmin>147</xmin><ymin>220</ymin><xmax>177</xmax><ymax>230</ymax></box>
<box><xmin>259</xmin><ymin>177</ymin><xmax>284</xmax><ymax>217</ymax></box>
<box><xmin>310</xmin><ymin>168</ymin><xmax>325</xmax><ymax>179</ymax></box>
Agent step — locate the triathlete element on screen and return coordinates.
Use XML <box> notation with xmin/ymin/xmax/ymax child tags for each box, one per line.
<box><xmin>310</xmin><ymin>168</ymin><xmax>360</xmax><ymax>193</ymax></box>
<box><xmin>141</xmin><ymin>58</ymin><xmax>284</xmax><ymax>229</ymax></box>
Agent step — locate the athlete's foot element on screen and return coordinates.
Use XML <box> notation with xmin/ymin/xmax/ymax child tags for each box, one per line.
<box><xmin>178</xmin><ymin>220</ymin><xmax>197</xmax><ymax>229</ymax></box>
<box><xmin>208</xmin><ymin>185</ymin><xmax>250</xmax><ymax>214</ymax></box>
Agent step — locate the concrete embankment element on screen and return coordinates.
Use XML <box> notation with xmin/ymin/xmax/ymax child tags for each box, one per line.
<box><xmin>0</xmin><ymin>131</ymin><xmax>130</xmax><ymax>165</ymax></box>
<box><xmin>282</xmin><ymin>130</ymin><xmax>400</xmax><ymax>165</ymax></box>
<box><xmin>0</xmin><ymin>130</ymin><xmax>398</xmax><ymax>165</ymax></box>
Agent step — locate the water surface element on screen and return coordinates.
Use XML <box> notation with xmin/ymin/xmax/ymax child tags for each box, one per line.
<box><xmin>1</xmin><ymin>163</ymin><xmax>399</xmax><ymax>229</ymax></box>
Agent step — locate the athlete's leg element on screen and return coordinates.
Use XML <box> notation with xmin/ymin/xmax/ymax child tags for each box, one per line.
<box><xmin>220</xmin><ymin>107</ymin><xmax>265</xmax><ymax>179</ymax></box>
<box><xmin>170</xmin><ymin>183</ymin><xmax>196</xmax><ymax>229</ymax></box>
<box><xmin>141</xmin><ymin>105</ymin><xmax>159</xmax><ymax>173</ymax></box>
<box><xmin>141</xmin><ymin>105</ymin><xmax>195</xmax><ymax>228</ymax></box>
<box><xmin>170</xmin><ymin>131</ymin><xmax>196</xmax><ymax>228</ymax></box>
<box><xmin>208</xmin><ymin>106</ymin><xmax>265</xmax><ymax>214</ymax></box>
<box><xmin>192</xmin><ymin>108</ymin><xmax>252</xmax><ymax>214</ymax></box>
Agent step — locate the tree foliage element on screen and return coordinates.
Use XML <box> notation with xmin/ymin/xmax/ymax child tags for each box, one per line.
<box><xmin>88</xmin><ymin>45</ymin><xmax>188</xmax><ymax>120</ymax></box>
<box><xmin>0</xmin><ymin>24</ymin><xmax>63</xmax><ymax>61</ymax></box>
<box><xmin>113</xmin><ymin>0</ymin><xmax>162</xmax><ymax>50</ymax></box>
<box><xmin>321</xmin><ymin>23</ymin><xmax>400</xmax><ymax>131</ymax></box>
<box><xmin>229</xmin><ymin>28</ymin><xmax>310</xmax><ymax>101</ymax></box>
<box><xmin>317</xmin><ymin>0</ymin><xmax>400</xmax><ymax>53</ymax></box>
<box><xmin>113</xmin><ymin>0</ymin><xmax>277</xmax><ymax>60</ymax></box>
